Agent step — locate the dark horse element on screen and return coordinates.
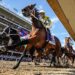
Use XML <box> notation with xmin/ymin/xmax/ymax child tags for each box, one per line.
<box><xmin>0</xmin><ymin>26</ymin><xmax>26</xmax><ymax>53</ymax></box>
<box><xmin>6</xmin><ymin>4</ymin><xmax>62</xmax><ymax>69</ymax></box>
<box><xmin>0</xmin><ymin>26</ymin><xmax>20</xmax><ymax>49</ymax></box>
<box><xmin>60</xmin><ymin>37</ymin><xmax>75</xmax><ymax>67</ymax></box>
<box><xmin>61</xmin><ymin>47</ymin><xmax>75</xmax><ymax>67</ymax></box>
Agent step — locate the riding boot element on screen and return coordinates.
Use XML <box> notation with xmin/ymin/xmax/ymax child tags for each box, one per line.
<box><xmin>5</xmin><ymin>39</ymin><xmax>29</xmax><ymax>49</ymax></box>
<box><xmin>46</xmin><ymin>28</ymin><xmax>51</xmax><ymax>40</ymax></box>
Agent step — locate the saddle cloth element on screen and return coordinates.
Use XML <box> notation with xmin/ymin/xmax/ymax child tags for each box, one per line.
<box><xmin>48</xmin><ymin>35</ymin><xmax>55</xmax><ymax>45</ymax></box>
<box><xmin>46</xmin><ymin>29</ymin><xmax>55</xmax><ymax>45</ymax></box>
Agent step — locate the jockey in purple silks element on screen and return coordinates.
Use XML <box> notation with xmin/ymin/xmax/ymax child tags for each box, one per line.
<box><xmin>65</xmin><ymin>37</ymin><xmax>73</xmax><ymax>53</ymax></box>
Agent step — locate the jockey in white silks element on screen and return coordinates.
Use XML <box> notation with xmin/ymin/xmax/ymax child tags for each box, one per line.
<box><xmin>39</xmin><ymin>10</ymin><xmax>55</xmax><ymax>45</ymax></box>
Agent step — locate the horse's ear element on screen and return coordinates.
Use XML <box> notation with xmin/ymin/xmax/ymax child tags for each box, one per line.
<box><xmin>32</xmin><ymin>4</ymin><xmax>36</xmax><ymax>7</ymax></box>
<box><xmin>29</xmin><ymin>4</ymin><xmax>36</xmax><ymax>9</ymax></box>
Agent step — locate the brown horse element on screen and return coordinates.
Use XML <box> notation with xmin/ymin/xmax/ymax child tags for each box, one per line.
<box><xmin>61</xmin><ymin>47</ymin><xmax>75</xmax><ymax>67</ymax></box>
<box><xmin>62</xmin><ymin>37</ymin><xmax>75</xmax><ymax>66</ymax></box>
<box><xmin>6</xmin><ymin>4</ymin><xmax>61</xmax><ymax>69</ymax></box>
<box><xmin>64</xmin><ymin>37</ymin><xmax>73</xmax><ymax>53</ymax></box>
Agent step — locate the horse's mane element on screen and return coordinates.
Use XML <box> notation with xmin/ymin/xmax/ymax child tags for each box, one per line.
<box><xmin>32</xmin><ymin>8</ymin><xmax>44</xmax><ymax>29</ymax></box>
<box><xmin>54</xmin><ymin>36</ymin><xmax>61</xmax><ymax>46</ymax></box>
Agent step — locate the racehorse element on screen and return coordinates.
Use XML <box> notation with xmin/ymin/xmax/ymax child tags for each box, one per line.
<box><xmin>0</xmin><ymin>26</ymin><xmax>25</xmax><ymax>52</ymax></box>
<box><xmin>61</xmin><ymin>37</ymin><xmax>75</xmax><ymax>67</ymax></box>
<box><xmin>6</xmin><ymin>4</ymin><xmax>62</xmax><ymax>69</ymax></box>
<box><xmin>61</xmin><ymin>47</ymin><xmax>75</xmax><ymax>67</ymax></box>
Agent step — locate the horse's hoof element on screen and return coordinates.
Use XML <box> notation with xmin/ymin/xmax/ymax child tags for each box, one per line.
<box><xmin>13</xmin><ymin>65</ymin><xmax>18</xmax><ymax>69</ymax></box>
<box><xmin>49</xmin><ymin>64</ymin><xmax>51</xmax><ymax>67</ymax></box>
<box><xmin>35</xmin><ymin>62</ymin><xmax>39</xmax><ymax>65</ymax></box>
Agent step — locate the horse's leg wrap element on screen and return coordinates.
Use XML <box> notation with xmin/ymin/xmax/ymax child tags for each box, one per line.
<box><xmin>13</xmin><ymin>50</ymin><xmax>26</xmax><ymax>69</ymax></box>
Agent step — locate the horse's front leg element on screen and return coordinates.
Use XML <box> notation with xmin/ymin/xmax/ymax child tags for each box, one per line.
<box><xmin>13</xmin><ymin>44</ymin><xmax>32</xmax><ymax>69</ymax></box>
<box><xmin>34</xmin><ymin>49</ymin><xmax>42</xmax><ymax>65</ymax></box>
<box><xmin>13</xmin><ymin>49</ymin><xmax>26</xmax><ymax>69</ymax></box>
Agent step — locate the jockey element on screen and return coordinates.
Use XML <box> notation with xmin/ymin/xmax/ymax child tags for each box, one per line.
<box><xmin>65</xmin><ymin>37</ymin><xmax>73</xmax><ymax>53</ymax></box>
<box><xmin>39</xmin><ymin>10</ymin><xmax>55</xmax><ymax>45</ymax></box>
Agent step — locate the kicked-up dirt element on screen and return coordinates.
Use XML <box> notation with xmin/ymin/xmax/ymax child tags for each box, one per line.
<box><xmin>0</xmin><ymin>60</ymin><xmax>75</xmax><ymax>75</ymax></box>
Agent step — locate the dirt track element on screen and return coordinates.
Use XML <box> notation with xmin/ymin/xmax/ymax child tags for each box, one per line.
<box><xmin>0</xmin><ymin>60</ymin><xmax>75</xmax><ymax>75</ymax></box>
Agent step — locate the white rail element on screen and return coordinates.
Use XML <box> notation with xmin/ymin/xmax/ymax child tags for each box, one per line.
<box><xmin>0</xmin><ymin>55</ymin><xmax>32</xmax><ymax>61</ymax></box>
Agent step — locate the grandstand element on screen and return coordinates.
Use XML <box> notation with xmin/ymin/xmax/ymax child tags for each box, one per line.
<box><xmin>0</xmin><ymin>4</ymin><xmax>31</xmax><ymax>61</ymax></box>
<box><xmin>0</xmin><ymin>4</ymin><xmax>31</xmax><ymax>30</ymax></box>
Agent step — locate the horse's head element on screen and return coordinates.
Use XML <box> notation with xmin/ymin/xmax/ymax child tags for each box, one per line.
<box><xmin>22</xmin><ymin>4</ymin><xmax>36</xmax><ymax>17</ymax></box>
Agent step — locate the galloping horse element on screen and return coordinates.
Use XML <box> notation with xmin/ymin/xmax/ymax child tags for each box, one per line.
<box><xmin>61</xmin><ymin>37</ymin><xmax>75</xmax><ymax>66</ymax></box>
<box><xmin>6</xmin><ymin>4</ymin><xmax>62</xmax><ymax>69</ymax></box>
<box><xmin>61</xmin><ymin>47</ymin><xmax>75</xmax><ymax>67</ymax></box>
